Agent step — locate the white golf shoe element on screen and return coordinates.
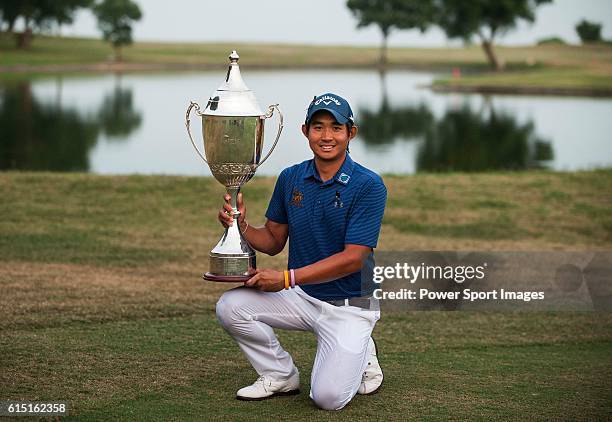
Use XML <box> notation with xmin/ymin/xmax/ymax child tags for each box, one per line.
<box><xmin>358</xmin><ymin>337</ymin><xmax>383</xmax><ymax>395</ymax></box>
<box><xmin>236</xmin><ymin>367</ymin><xmax>300</xmax><ymax>401</ymax></box>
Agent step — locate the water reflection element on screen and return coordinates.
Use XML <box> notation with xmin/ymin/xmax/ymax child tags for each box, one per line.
<box><xmin>359</xmin><ymin>100</ymin><xmax>434</xmax><ymax>146</ymax></box>
<box><xmin>97</xmin><ymin>84</ymin><xmax>142</xmax><ymax>140</ymax></box>
<box><xmin>359</xmin><ymin>72</ymin><xmax>434</xmax><ymax>147</ymax></box>
<box><xmin>358</xmin><ymin>72</ymin><xmax>553</xmax><ymax>172</ymax></box>
<box><xmin>2</xmin><ymin>70</ymin><xmax>608</xmax><ymax>175</ymax></box>
<box><xmin>417</xmin><ymin>105</ymin><xmax>554</xmax><ymax>172</ymax></box>
<box><xmin>0</xmin><ymin>77</ymin><xmax>142</xmax><ymax>171</ymax></box>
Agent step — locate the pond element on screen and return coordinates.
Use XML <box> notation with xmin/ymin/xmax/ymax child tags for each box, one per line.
<box><xmin>1</xmin><ymin>69</ymin><xmax>611</xmax><ymax>175</ymax></box>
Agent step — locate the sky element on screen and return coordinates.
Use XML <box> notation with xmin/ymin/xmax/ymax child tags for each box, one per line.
<box><xmin>62</xmin><ymin>0</ymin><xmax>612</xmax><ymax>47</ymax></box>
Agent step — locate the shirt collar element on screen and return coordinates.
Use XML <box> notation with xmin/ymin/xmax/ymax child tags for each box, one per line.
<box><xmin>303</xmin><ymin>153</ymin><xmax>355</xmax><ymax>186</ymax></box>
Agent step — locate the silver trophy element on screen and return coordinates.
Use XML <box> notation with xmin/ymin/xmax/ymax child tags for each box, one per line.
<box><xmin>185</xmin><ymin>50</ymin><xmax>283</xmax><ymax>282</ymax></box>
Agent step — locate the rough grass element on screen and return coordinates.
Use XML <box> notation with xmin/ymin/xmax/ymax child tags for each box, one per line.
<box><xmin>1</xmin><ymin>34</ymin><xmax>609</xmax><ymax>70</ymax></box>
<box><xmin>1</xmin><ymin>171</ymin><xmax>611</xmax><ymax>420</ymax></box>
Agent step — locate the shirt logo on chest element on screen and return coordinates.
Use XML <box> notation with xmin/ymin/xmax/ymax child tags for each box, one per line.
<box><xmin>289</xmin><ymin>189</ymin><xmax>304</xmax><ymax>207</ymax></box>
<box><xmin>337</xmin><ymin>173</ymin><xmax>350</xmax><ymax>184</ymax></box>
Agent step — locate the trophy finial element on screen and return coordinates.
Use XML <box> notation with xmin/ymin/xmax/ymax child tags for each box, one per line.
<box><xmin>206</xmin><ymin>50</ymin><xmax>263</xmax><ymax>115</ymax></box>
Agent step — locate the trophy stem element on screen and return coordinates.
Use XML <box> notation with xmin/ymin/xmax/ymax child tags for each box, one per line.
<box><xmin>204</xmin><ymin>186</ymin><xmax>256</xmax><ymax>282</ymax></box>
<box><xmin>226</xmin><ymin>186</ymin><xmax>241</xmax><ymax>216</ymax></box>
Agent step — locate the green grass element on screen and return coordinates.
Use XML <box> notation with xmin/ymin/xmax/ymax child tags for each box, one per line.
<box><xmin>2</xmin><ymin>34</ymin><xmax>612</xmax><ymax>94</ymax></box>
<box><xmin>2</xmin><ymin>313</ymin><xmax>611</xmax><ymax>421</ymax></box>
<box><xmin>437</xmin><ymin>67</ymin><xmax>612</xmax><ymax>89</ymax></box>
<box><xmin>429</xmin><ymin>43</ymin><xmax>612</xmax><ymax>94</ymax></box>
<box><xmin>432</xmin><ymin>67</ymin><xmax>612</xmax><ymax>95</ymax></box>
<box><xmin>0</xmin><ymin>33</ymin><xmax>436</xmax><ymax>69</ymax></box>
<box><xmin>1</xmin><ymin>171</ymin><xmax>612</xmax><ymax>420</ymax></box>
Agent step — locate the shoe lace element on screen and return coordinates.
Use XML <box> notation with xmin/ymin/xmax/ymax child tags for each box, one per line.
<box><xmin>361</xmin><ymin>361</ymin><xmax>372</xmax><ymax>383</ymax></box>
<box><xmin>255</xmin><ymin>375</ymin><xmax>272</xmax><ymax>391</ymax></box>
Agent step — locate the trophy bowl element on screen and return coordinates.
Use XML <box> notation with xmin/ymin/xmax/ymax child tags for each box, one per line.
<box><xmin>185</xmin><ymin>51</ymin><xmax>283</xmax><ymax>282</ymax></box>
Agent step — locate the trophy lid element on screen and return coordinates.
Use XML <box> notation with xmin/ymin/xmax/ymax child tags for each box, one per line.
<box><xmin>203</xmin><ymin>51</ymin><xmax>264</xmax><ymax>117</ymax></box>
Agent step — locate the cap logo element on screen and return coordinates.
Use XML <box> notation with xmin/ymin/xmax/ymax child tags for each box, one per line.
<box><xmin>315</xmin><ymin>95</ymin><xmax>341</xmax><ymax>106</ymax></box>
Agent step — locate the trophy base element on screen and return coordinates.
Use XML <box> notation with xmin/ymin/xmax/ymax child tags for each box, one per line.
<box><xmin>203</xmin><ymin>272</ymin><xmax>253</xmax><ymax>282</ymax></box>
<box><xmin>203</xmin><ymin>250</ymin><xmax>256</xmax><ymax>283</ymax></box>
<box><xmin>203</xmin><ymin>208</ymin><xmax>256</xmax><ymax>282</ymax></box>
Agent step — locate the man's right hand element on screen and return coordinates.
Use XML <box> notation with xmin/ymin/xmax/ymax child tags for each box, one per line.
<box><xmin>218</xmin><ymin>192</ymin><xmax>247</xmax><ymax>231</ymax></box>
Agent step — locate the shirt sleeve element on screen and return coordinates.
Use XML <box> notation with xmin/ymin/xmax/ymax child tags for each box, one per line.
<box><xmin>345</xmin><ymin>178</ymin><xmax>387</xmax><ymax>248</ymax></box>
<box><xmin>265</xmin><ymin>169</ymin><xmax>288</xmax><ymax>224</ymax></box>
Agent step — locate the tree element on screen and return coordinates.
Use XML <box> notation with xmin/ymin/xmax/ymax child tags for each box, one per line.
<box><xmin>347</xmin><ymin>0</ymin><xmax>435</xmax><ymax>66</ymax></box>
<box><xmin>0</xmin><ymin>1</ymin><xmax>21</xmax><ymax>33</ymax></box>
<box><xmin>0</xmin><ymin>0</ymin><xmax>91</xmax><ymax>48</ymax></box>
<box><xmin>0</xmin><ymin>0</ymin><xmax>44</xmax><ymax>48</ymax></box>
<box><xmin>575</xmin><ymin>20</ymin><xmax>602</xmax><ymax>43</ymax></box>
<box><xmin>435</xmin><ymin>0</ymin><xmax>552</xmax><ymax>71</ymax></box>
<box><xmin>42</xmin><ymin>0</ymin><xmax>94</xmax><ymax>30</ymax></box>
<box><xmin>93</xmin><ymin>0</ymin><xmax>142</xmax><ymax>62</ymax></box>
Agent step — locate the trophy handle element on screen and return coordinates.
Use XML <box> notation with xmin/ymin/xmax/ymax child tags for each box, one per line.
<box><xmin>257</xmin><ymin>104</ymin><xmax>284</xmax><ymax>167</ymax></box>
<box><xmin>185</xmin><ymin>100</ymin><xmax>208</xmax><ymax>164</ymax></box>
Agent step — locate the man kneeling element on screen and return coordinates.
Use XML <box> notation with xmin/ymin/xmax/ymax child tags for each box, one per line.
<box><xmin>215</xmin><ymin>93</ymin><xmax>386</xmax><ymax>410</ymax></box>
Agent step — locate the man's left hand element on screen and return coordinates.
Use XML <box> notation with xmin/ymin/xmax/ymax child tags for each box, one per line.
<box><xmin>245</xmin><ymin>269</ymin><xmax>285</xmax><ymax>292</ymax></box>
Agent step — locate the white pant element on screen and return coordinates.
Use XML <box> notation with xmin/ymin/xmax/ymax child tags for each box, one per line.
<box><xmin>216</xmin><ymin>286</ymin><xmax>380</xmax><ymax>410</ymax></box>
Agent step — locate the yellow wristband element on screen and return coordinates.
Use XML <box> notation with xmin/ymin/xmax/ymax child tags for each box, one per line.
<box><xmin>284</xmin><ymin>270</ymin><xmax>290</xmax><ymax>290</ymax></box>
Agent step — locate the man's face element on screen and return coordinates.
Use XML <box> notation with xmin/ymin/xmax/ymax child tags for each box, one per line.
<box><xmin>302</xmin><ymin>111</ymin><xmax>357</xmax><ymax>163</ymax></box>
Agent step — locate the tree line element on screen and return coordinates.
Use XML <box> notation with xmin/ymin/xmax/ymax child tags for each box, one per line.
<box><xmin>347</xmin><ymin>0</ymin><xmax>553</xmax><ymax>70</ymax></box>
<box><xmin>0</xmin><ymin>0</ymin><xmax>142</xmax><ymax>60</ymax></box>
<box><xmin>2</xmin><ymin>1</ymin><xmax>606</xmax><ymax>67</ymax></box>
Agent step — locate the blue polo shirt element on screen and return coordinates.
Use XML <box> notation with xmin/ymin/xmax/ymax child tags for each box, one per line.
<box><xmin>265</xmin><ymin>153</ymin><xmax>387</xmax><ymax>301</ymax></box>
